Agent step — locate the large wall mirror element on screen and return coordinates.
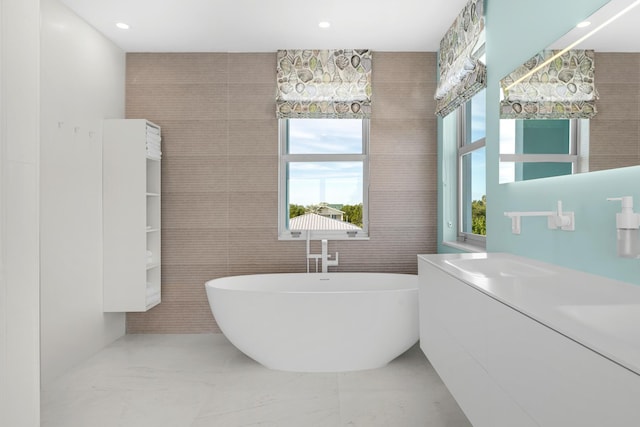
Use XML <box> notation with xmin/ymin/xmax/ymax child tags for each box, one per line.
<box><xmin>499</xmin><ymin>0</ymin><xmax>640</xmax><ymax>183</ymax></box>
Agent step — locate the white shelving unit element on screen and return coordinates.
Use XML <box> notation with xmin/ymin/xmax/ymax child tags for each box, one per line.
<box><xmin>103</xmin><ymin>119</ymin><xmax>161</xmax><ymax>312</ymax></box>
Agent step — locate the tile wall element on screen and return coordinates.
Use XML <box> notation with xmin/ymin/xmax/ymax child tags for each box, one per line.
<box><xmin>590</xmin><ymin>52</ymin><xmax>640</xmax><ymax>171</ymax></box>
<box><xmin>125</xmin><ymin>52</ymin><xmax>438</xmax><ymax>333</ymax></box>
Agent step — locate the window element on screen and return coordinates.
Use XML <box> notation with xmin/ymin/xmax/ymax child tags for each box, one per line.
<box><xmin>279</xmin><ymin>118</ymin><xmax>369</xmax><ymax>240</ymax></box>
<box><xmin>458</xmin><ymin>89</ymin><xmax>486</xmax><ymax>245</ymax></box>
<box><xmin>499</xmin><ymin>119</ymin><xmax>588</xmax><ymax>183</ymax></box>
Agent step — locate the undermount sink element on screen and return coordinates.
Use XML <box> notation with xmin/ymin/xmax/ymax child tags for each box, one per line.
<box><xmin>557</xmin><ymin>304</ymin><xmax>640</xmax><ymax>345</ymax></box>
<box><xmin>444</xmin><ymin>256</ymin><xmax>553</xmax><ymax>279</ymax></box>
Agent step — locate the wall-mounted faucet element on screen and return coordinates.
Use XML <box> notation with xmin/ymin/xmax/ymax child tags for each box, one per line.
<box><xmin>504</xmin><ymin>200</ymin><xmax>575</xmax><ymax>235</ymax></box>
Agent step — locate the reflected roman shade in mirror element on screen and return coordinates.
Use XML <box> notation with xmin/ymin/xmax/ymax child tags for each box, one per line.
<box><xmin>434</xmin><ymin>0</ymin><xmax>486</xmax><ymax>118</ymax></box>
<box><xmin>276</xmin><ymin>49</ymin><xmax>372</xmax><ymax>119</ymax></box>
<box><xmin>500</xmin><ymin>49</ymin><xmax>598</xmax><ymax>119</ymax></box>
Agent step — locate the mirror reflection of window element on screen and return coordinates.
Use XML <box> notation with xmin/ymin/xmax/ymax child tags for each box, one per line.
<box><xmin>499</xmin><ymin>119</ymin><xmax>588</xmax><ymax>183</ymax></box>
<box><xmin>498</xmin><ymin>0</ymin><xmax>640</xmax><ymax>183</ymax></box>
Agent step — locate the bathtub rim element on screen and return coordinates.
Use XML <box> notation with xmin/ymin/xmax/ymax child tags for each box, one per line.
<box><xmin>204</xmin><ymin>272</ymin><xmax>418</xmax><ymax>294</ymax></box>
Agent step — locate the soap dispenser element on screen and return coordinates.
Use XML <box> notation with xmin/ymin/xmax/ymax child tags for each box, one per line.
<box><xmin>606</xmin><ymin>196</ymin><xmax>640</xmax><ymax>258</ymax></box>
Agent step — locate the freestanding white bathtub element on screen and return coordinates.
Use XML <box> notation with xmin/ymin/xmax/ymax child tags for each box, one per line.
<box><xmin>205</xmin><ymin>273</ymin><xmax>418</xmax><ymax>372</ymax></box>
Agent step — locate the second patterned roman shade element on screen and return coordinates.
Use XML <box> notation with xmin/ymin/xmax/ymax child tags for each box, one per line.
<box><xmin>500</xmin><ymin>49</ymin><xmax>598</xmax><ymax>119</ymax></box>
<box><xmin>434</xmin><ymin>0</ymin><xmax>486</xmax><ymax>117</ymax></box>
<box><xmin>276</xmin><ymin>49</ymin><xmax>372</xmax><ymax>119</ymax></box>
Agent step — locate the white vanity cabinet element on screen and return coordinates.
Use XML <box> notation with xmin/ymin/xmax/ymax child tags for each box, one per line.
<box><xmin>418</xmin><ymin>254</ymin><xmax>640</xmax><ymax>427</ymax></box>
<box><xmin>103</xmin><ymin>119</ymin><xmax>161</xmax><ymax>312</ymax></box>
<box><xmin>419</xmin><ymin>262</ymin><xmax>538</xmax><ymax>426</ymax></box>
<box><xmin>485</xmin><ymin>297</ymin><xmax>639</xmax><ymax>426</ymax></box>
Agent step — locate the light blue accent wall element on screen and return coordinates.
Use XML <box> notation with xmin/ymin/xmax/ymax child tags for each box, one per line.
<box><xmin>438</xmin><ymin>0</ymin><xmax>640</xmax><ymax>284</ymax></box>
<box><xmin>483</xmin><ymin>0</ymin><xmax>640</xmax><ymax>285</ymax></box>
<box><xmin>438</xmin><ymin>0</ymin><xmax>608</xmax><ymax>253</ymax></box>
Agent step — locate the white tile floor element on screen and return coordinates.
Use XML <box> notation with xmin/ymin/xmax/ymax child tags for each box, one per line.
<box><xmin>41</xmin><ymin>334</ymin><xmax>471</xmax><ymax>427</ymax></box>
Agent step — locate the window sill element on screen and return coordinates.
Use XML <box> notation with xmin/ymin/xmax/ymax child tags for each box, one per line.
<box><xmin>279</xmin><ymin>235</ymin><xmax>370</xmax><ymax>241</ymax></box>
<box><xmin>442</xmin><ymin>240</ymin><xmax>486</xmax><ymax>253</ymax></box>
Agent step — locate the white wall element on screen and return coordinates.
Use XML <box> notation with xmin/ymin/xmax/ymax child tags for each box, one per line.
<box><xmin>40</xmin><ymin>0</ymin><xmax>126</xmax><ymax>385</ymax></box>
<box><xmin>0</xmin><ymin>0</ymin><xmax>41</xmax><ymax>425</ymax></box>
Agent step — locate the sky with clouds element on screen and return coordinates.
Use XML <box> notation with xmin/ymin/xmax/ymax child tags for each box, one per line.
<box><xmin>288</xmin><ymin>119</ymin><xmax>363</xmax><ymax>206</ymax></box>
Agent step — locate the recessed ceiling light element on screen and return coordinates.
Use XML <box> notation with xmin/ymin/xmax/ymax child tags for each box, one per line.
<box><xmin>576</xmin><ymin>21</ymin><xmax>591</xmax><ymax>28</ymax></box>
<box><xmin>116</xmin><ymin>22</ymin><xmax>130</xmax><ymax>30</ymax></box>
<box><xmin>318</xmin><ymin>21</ymin><xmax>331</xmax><ymax>29</ymax></box>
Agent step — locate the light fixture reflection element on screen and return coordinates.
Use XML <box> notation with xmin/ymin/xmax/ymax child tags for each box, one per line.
<box><xmin>505</xmin><ymin>0</ymin><xmax>640</xmax><ymax>91</ymax></box>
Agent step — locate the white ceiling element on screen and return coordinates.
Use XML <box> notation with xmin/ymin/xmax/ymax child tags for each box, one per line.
<box><xmin>59</xmin><ymin>0</ymin><xmax>639</xmax><ymax>53</ymax></box>
<box><xmin>58</xmin><ymin>0</ymin><xmax>470</xmax><ymax>52</ymax></box>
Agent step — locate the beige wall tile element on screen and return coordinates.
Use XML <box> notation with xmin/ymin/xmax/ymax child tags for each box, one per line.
<box><xmin>370</xmin><ymin>118</ymin><xmax>437</xmax><ymax>156</ymax></box>
<box><xmin>227</xmin><ymin>155</ymin><xmax>278</xmax><ymax>193</ymax></box>
<box><xmin>127</xmin><ymin>299</ymin><xmax>219</xmax><ymax>333</ymax></box>
<box><xmin>127</xmin><ymin>53</ymin><xmax>229</xmax><ymax>85</ymax></box>
<box><xmin>159</xmin><ymin>120</ymin><xmax>228</xmax><ymax>158</ymax></box>
<box><xmin>371</xmin><ymin>82</ymin><xmax>435</xmax><ymax>120</ymax></box>
<box><xmin>370</xmin><ymin>154</ymin><xmax>435</xmax><ymax>193</ymax></box>
<box><xmin>374</xmin><ymin>52</ymin><xmax>438</xmax><ymax>83</ymax></box>
<box><xmin>162</xmin><ymin>156</ymin><xmax>229</xmax><ymax>193</ymax></box>
<box><xmin>369</xmin><ymin>190</ymin><xmax>437</xmax><ymax>228</ymax></box>
<box><xmin>161</xmin><ymin>264</ymin><xmax>229</xmax><ymax>286</ymax></box>
<box><xmin>595</xmin><ymin>52</ymin><xmax>640</xmax><ymax>84</ymax></box>
<box><xmin>227</xmin><ymin>83</ymin><xmax>277</xmax><ymax>119</ymax></box>
<box><xmin>589</xmin><ymin>53</ymin><xmax>640</xmax><ymax>172</ymax></box>
<box><xmin>595</xmin><ymin>83</ymin><xmax>640</xmax><ymax>121</ymax></box>
<box><xmin>126</xmin><ymin>52</ymin><xmax>439</xmax><ymax>333</ymax></box>
<box><xmin>161</xmin><ymin>228</ymin><xmax>229</xmax><ymax>266</ymax></box>
<box><xmin>228</xmin><ymin>53</ymin><xmax>276</xmax><ymax>84</ymax></box>
<box><xmin>228</xmin><ymin>119</ymin><xmax>278</xmax><ymax>156</ymax></box>
<box><xmin>590</xmin><ymin>119</ymin><xmax>639</xmax><ymax>156</ymax></box>
<box><xmin>162</xmin><ymin>192</ymin><xmax>229</xmax><ymax>229</ymax></box>
<box><xmin>229</xmin><ymin>191</ymin><xmax>278</xmax><ymax>228</ymax></box>
<box><xmin>126</xmin><ymin>84</ymin><xmax>228</xmax><ymax>121</ymax></box>
<box><xmin>590</xmin><ymin>156</ymin><xmax>640</xmax><ymax>172</ymax></box>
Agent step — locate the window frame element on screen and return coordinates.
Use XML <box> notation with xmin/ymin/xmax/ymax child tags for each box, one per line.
<box><xmin>457</xmin><ymin>92</ymin><xmax>487</xmax><ymax>248</ymax></box>
<box><xmin>278</xmin><ymin>118</ymin><xmax>370</xmax><ymax>241</ymax></box>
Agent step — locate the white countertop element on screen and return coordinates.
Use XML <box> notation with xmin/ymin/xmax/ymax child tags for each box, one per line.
<box><xmin>418</xmin><ymin>252</ymin><xmax>640</xmax><ymax>376</ymax></box>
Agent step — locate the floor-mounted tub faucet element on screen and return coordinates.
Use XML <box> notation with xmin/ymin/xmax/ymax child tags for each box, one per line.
<box><xmin>306</xmin><ymin>234</ymin><xmax>339</xmax><ymax>273</ymax></box>
<box><xmin>306</xmin><ymin>232</ymin><xmax>320</xmax><ymax>273</ymax></box>
<box><xmin>321</xmin><ymin>239</ymin><xmax>339</xmax><ymax>273</ymax></box>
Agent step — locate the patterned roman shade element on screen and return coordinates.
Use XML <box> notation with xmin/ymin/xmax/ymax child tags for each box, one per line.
<box><xmin>434</xmin><ymin>0</ymin><xmax>486</xmax><ymax>118</ymax></box>
<box><xmin>500</xmin><ymin>49</ymin><xmax>598</xmax><ymax>119</ymax></box>
<box><xmin>276</xmin><ymin>49</ymin><xmax>372</xmax><ymax>119</ymax></box>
